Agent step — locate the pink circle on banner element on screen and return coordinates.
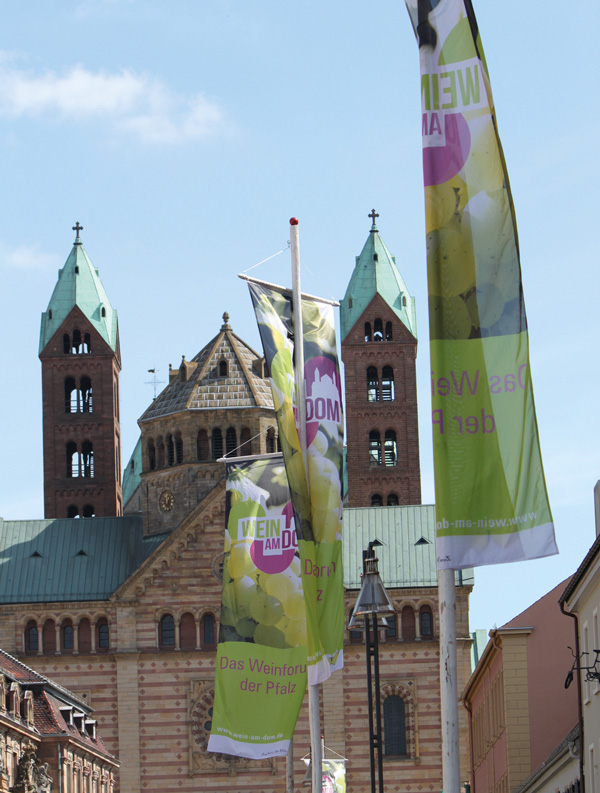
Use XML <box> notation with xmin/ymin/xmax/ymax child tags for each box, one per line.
<box><xmin>423</xmin><ymin>112</ymin><xmax>471</xmax><ymax>187</ymax></box>
<box><xmin>250</xmin><ymin>501</ymin><xmax>297</xmax><ymax>574</ymax></box>
<box><xmin>304</xmin><ymin>356</ymin><xmax>342</xmax><ymax>448</ymax></box>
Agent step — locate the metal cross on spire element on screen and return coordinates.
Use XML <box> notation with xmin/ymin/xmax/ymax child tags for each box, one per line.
<box><xmin>368</xmin><ymin>209</ymin><xmax>379</xmax><ymax>230</ymax></box>
<box><xmin>72</xmin><ymin>222</ymin><xmax>84</xmax><ymax>241</ymax></box>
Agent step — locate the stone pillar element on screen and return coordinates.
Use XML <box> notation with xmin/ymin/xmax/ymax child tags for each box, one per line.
<box><xmin>115</xmin><ymin>654</ymin><xmax>141</xmax><ymax>793</ymax></box>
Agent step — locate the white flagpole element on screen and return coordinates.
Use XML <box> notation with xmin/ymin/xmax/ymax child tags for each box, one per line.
<box><xmin>290</xmin><ymin>217</ymin><xmax>322</xmax><ymax>793</ymax></box>
<box><xmin>438</xmin><ymin>567</ymin><xmax>460</xmax><ymax>793</ymax></box>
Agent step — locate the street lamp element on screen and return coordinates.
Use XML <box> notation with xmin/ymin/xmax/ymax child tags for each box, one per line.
<box><xmin>349</xmin><ymin>540</ymin><xmax>396</xmax><ymax>793</ymax></box>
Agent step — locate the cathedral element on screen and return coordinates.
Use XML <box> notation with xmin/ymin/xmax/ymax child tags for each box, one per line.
<box><xmin>0</xmin><ymin>215</ymin><xmax>473</xmax><ymax>792</ymax></box>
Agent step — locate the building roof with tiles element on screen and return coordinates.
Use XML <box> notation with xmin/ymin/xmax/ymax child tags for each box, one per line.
<box><xmin>0</xmin><ymin>648</ymin><xmax>117</xmax><ymax>762</ymax></box>
<box><xmin>139</xmin><ymin>312</ymin><xmax>273</xmax><ymax>423</ymax></box>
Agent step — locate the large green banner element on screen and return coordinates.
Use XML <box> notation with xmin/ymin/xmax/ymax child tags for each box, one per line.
<box><xmin>248</xmin><ymin>280</ymin><xmax>344</xmax><ymax>684</ymax></box>
<box><xmin>405</xmin><ymin>0</ymin><xmax>557</xmax><ymax>569</ymax></box>
<box><xmin>208</xmin><ymin>455</ymin><xmax>308</xmax><ymax>759</ymax></box>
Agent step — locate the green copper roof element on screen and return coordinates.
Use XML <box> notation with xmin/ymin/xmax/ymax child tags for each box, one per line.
<box><xmin>39</xmin><ymin>233</ymin><xmax>118</xmax><ymax>354</ymax></box>
<box><xmin>343</xmin><ymin>504</ymin><xmax>474</xmax><ymax>589</ymax></box>
<box><xmin>122</xmin><ymin>436</ymin><xmax>142</xmax><ymax>508</ymax></box>
<box><xmin>0</xmin><ymin>517</ymin><xmax>167</xmax><ymax>603</ymax></box>
<box><xmin>340</xmin><ymin>219</ymin><xmax>417</xmax><ymax>341</ymax></box>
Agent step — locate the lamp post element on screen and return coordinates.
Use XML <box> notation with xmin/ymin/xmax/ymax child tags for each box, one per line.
<box><xmin>349</xmin><ymin>541</ymin><xmax>396</xmax><ymax>793</ymax></box>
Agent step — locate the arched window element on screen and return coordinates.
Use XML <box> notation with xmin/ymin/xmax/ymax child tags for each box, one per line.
<box><xmin>420</xmin><ymin>605</ymin><xmax>433</xmax><ymax>638</ymax></box>
<box><xmin>367</xmin><ymin>367</ymin><xmax>379</xmax><ymax>402</ymax></box>
<box><xmin>369</xmin><ymin>431</ymin><xmax>382</xmax><ymax>465</ymax></box>
<box><xmin>371</xmin><ymin>493</ymin><xmax>383</xmax><ymax>507</ymax></box>
<box><xmin>384</xmin><ymin>431</ymin><xmax>397</xmax><ymax>466</ymax></box>
<box><xmin>63</xmin><ymin>333</ymin><xmax>71</xmax><ymax>354</ymax></box>
<box><xmin>148</xmin><ymin>439</ymin><xmax>156</xmax><ymax>470</ymax></box>
<box><xmin>387</xmin><ymin>494</ymin><xmax>399</xmax><ymax>506</ymax></box>
<box><xmin>365</xmin><ymin>322</ymin><xmax>372</xmax><ymax>342</ymax></box>
<box><xmin>83</xmin><ymin>333</ymin><xmax>91</xmax><ymax>353</ymax></box>
<box><xmin>43</xmin><ymin>619</ymin><xmax>56</xmax><ymax>656</ymax></box>
<box><xmin>219</xmin><ymin>360</ymin><xmax>228</xmax><ymax>377</ymax></box>
<box><xmin>383</xmin><ymin>695</ymin><xmax>407</xmax><ymax>756</ymax></box>
<box><xmin>62</xmin><ymin>620</ymin><xmax>74</xmax><ymax>652</ymax></box>
<box><xmin>180</xmin><ymin>612</ymin><xmax>196</xmax><ymax>651</ymax></box>
<box><xmin>72</xmin><ymin>329</ymin><xmax>82</xmax><ymax>354</ymax></box>
<box><xmin>25</xmin><ymin>621</ymin><xmax>38</xmax><ymax>654</ymax></box>
<box><xmin>381</xmin><ymin>366</ymin><xmax>395</xmax><ymax>401</ymax></box>
<box><xmin>212</xmin><ymin>429</ymin><xmax>223</xmax><ymax>460</ymax></box>
<box><xmin>175</xmin><ymin>432</ymin><xmax>183</xmax><ymax>464</ymax></box>
<box><xmin>82</xmin><ymin>441</ymin><xmax>94</xmax><ymax>478</ymax></box>
<box><xmin>167</xmin><ymin>433</ymin><xmax>175</xmax><ymax>466</ymax></box>
<box><xmin>197</xmin><ymin>429</ymin><xmax>209</xmax><ymax>460</ymax></box>
<box><xmin>157</xmin><ymin>437</ymin><xmax>165</xmax><ymax>468</ymax></box>
<box><xmin>385</xmin><ymin>614</ymin><xmax>397</xmax><ymax>640</ymax></box>
<box><xmin>80</xmin><ymin>376</ymin><xmax>92</xmax><ymax>412</ymax></box>
<box><xmin>226</xmin><ymin>427</ymin><xmax>237</xmax><ymax>456</ymax></box>
<box><xmin>82</xmin><ymin>504</ymin><xmax>95</xmax><ymax>517</ymax></box>
<box><xmin>159</xmin><ymin>614</ymin><xmax>175</xmax><ymax>648</ymax></box>
<box><xmin>373</xmin><ymin>318</ymin><xmax>383</xmax><ymax>341</ymax></box>
<box><xmin>202</xmin><ymin>614</ymin><xmax>216</xmax><ymax>648</ymax></box>
<box><xmin>67</xmin><ymin>504</ymin><xmax>79</xmax><ymax>518</ymax></box>
<box><xmin>78</xmin><ymin>619</ymin><xmax>92</xmax><ymax>654</ymax></box>
<box><xmin>385</xmin><ymin>321</ymin><xmax>393</xmax><ymax>341</ymax></box>
<box><xmin>240</xmin><ymin>427</ymin><xmax>252</xmax><ymax>456</ymax></box>
<box><xmin>65</xmin><ymin>377</ymin><xmax>77</xmax><ymax>413</ymax></box>
<box><xmin>67</xmin><ymin>441</ymin><xmax>79</xmax><ymax>477</ymax></box>
<box><xmin>97</xmin><ymin>618</ymin><xmax>109</xmax><ymax>651</ymax></box>
<box><xmin>266</xmin><ymin>427</ymin><xmax>276</xmax><ymax>454</ymax></box>
<box><xmin>401</xmin><ymin>606</ymin><xmax>416</xmax><ymax>641</ymax></box>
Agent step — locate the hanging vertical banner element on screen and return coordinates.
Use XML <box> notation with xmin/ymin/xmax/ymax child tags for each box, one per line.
<box><xmin>208</xmin><ymin>455</ymin><xmax>308</xmax><ymax>759</ymax></box>
<box><xmin>405</xmin><ymin>0</ymin><xmax>557</xmax><ymax>569</ymax></box>
<box><xmin>247</xmin><ymin>279</ymin><xmax>345</xmax><ymax>684</ymax></box>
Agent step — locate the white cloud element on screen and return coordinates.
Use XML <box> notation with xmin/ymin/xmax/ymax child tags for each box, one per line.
<box><xmin>0</xmin><ymin>242</ymin><xmax>61</xmax><ymax>271</ymax></box>
<box><xmin>0</xmin><ymin>57</ymin><xmax>226</xmax><ymax>144</ymax></box>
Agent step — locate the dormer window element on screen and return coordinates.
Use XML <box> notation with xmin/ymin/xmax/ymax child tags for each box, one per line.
<box><xmin>101</xmin><ymin>306</ymin><xmax>106</xmax><ymax>317</ymax></box>
<box><xmin>219</xmin><ymin>360</ymin><xmax>228</xmax><ymax>378</ymax></box>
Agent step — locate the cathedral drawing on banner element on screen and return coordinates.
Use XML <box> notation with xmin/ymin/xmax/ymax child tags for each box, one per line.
<box><xmin>0</xmin><ymin>214</ymin><xmax>474</xmax><ymax>792</ymax></box>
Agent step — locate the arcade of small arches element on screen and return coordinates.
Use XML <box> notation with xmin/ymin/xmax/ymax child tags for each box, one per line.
<box><xmin>63</xmin><ymin>329</ymin><xmax>93</xmax><ymax>355</ymax></box>
<box><xmin>66</xmin><ymin>440</ymin><xmax>94</xmax><ymax>478</ymax></box>
<box><xmin>371</xmin><ymin>493</ymin><xmax>400</xmax><ymax>507</ymax></box>
<box><xmin>369</xmin><ymin>429</ymin><xmax>397</xmax><ymax>466</ymax></box>
<box><xmin>367</xmin><ymin>366</ymin><xmax>395</xmax><ymax>402</ymax></box>
<box><xmin>348</xmin><ymin>601</ymin><xmax>435</xmax><ymax>644</ymax></box>
<box><xmin>65</xmin><ymin>376</ymin><xmax>93</xmax><ymax>413</ymax></box>
<box><xmin>24</xmin><ymin>615</ymin><xmax>110</xmax><ymax>656</ymax></box>
<box><xmin>67</xmin><ymin>504</ymin><xmax>95</xmax><ymax>518</ymax></box>
<box><xmin>146</xmin><ymin>425</ymin><xmax>280</xmax><ymax>470</ymax></box>
<box><xmin>157</xmin><ymin>610</ymin><xmax>217</xmax><ymax>650</ymax></box>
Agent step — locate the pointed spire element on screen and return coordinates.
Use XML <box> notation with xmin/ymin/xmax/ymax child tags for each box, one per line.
<box><xmin>340</xmin><ymin>212</ymin><xmax>417</xmax><ymax>340</ymax></box>
<box><xmin>39</xmin><ymin>230</ymin><xmax>118</xmax><ymax>354</ymax></box>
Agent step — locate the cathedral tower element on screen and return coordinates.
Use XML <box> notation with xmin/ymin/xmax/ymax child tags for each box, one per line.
<box><xmin>340</xmin><ymin>211</ymin><xmax>421</xmax><ymax>507</ymax></box>
<box><xmin>39</xmin><ymin>224</ymin><xmax>122</xmax><ymax>518</ymax></box>
<box><xmin>135</xmin><ymin>312</ymin><xmax>274</xmax><ymax>536</ymax></box>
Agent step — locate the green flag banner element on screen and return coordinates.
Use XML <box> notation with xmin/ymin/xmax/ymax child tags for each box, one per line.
<box><xmin>405</xmin><ymin>0</ymin><xmax>557</xmax><ymax>569</ymax></box>
<box><xmin>208</xmin><ymin>455</ymin><xmax>308</xmax><ymax>759</ymax></box>
<box><xmin>248</xmin><ymin>280</ymin><xmax>344</xmax><ymax>684</ymax></box>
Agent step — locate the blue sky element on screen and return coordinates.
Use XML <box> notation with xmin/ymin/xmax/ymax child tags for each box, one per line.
<box><xmin>0</xmin><ymin>0</ymin><xmax>598</xmax><ymax>633</ymax></box>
